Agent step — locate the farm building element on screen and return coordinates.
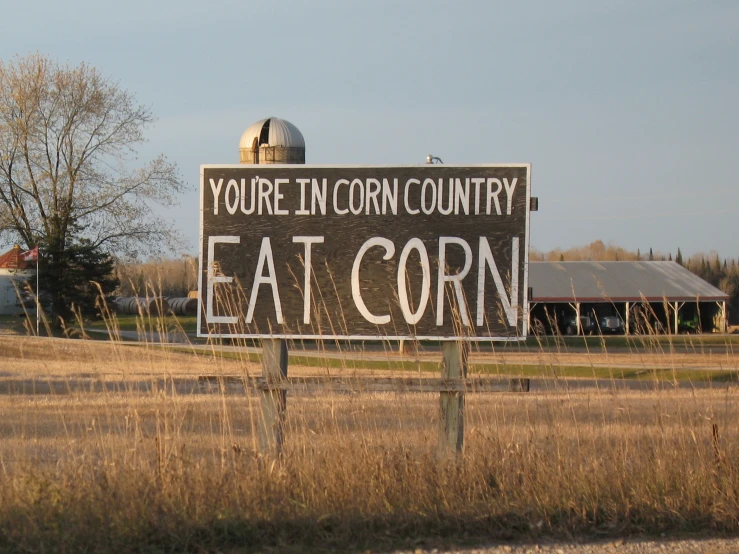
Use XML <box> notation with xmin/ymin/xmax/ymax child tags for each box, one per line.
<box><xmin>239</xmin><ymin>117</ymin><xmax>305</xmax><ymax>164</ymax></box>
<box><xmin>0</xmin><ymin>245</ymin><xmax>36</xmax><ymax>316</ymax></box>
<box><xmin>528</xmin><ymin>261</ymin><xmax>729</xmax><ymax>335</ymax></box>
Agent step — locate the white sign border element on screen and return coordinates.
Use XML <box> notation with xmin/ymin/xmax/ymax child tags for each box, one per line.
<box><xmin>197</xmin><ymin>163</ymin><xmax>532</xmax><ymax>341</ymax></box>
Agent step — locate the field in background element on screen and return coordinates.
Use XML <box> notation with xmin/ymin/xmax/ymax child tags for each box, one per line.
<box><xmin>0</xmin><ymin>331</ymin><xmax>739</xmax><ymax>552</ymax></box>
<box><xmin>68</xmin><ymin>313</ymin><xmax>739</xmax><ymax>385</ymax></box>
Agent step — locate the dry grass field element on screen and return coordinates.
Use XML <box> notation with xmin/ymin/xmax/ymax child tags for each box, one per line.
<box><xmin>0</xmin><ymin>334</ymin><xmax>738</xmax><ymax>552</ymax></box>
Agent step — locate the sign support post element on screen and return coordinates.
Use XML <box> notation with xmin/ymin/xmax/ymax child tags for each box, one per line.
<box><xmin>258</xmin><ymin>338</ymin><xmax>288</xmax><ymax>456</ymax></box>
<box><xmin>438</xmin><ymin>341</ymin><xmax>468</xmax><ymax>458</ymax></box>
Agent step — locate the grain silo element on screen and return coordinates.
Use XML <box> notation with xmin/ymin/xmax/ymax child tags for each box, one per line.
<box><xmin>239</xmin><ymin>117</ymin><xmax>305</xmax><ymax>164</ymax></box>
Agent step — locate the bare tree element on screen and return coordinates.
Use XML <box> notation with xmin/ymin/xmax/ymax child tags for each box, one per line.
<box><xmin>0</xmin><ymin>53</ymin><xmax>184</xmax><ymax>256</ymax></box>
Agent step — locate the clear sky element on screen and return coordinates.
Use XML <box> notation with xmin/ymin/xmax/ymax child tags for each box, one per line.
<box><xmin>3</xmin><ymin>0</ymin><xmax>738</xmax><ymax>259</ymax></box>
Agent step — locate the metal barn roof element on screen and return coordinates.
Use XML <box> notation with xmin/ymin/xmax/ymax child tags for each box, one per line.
<box><xmin>529</xmin><ymin>261</ymin><xmax>728</xmax><ymax>303</ymax></box>
<box><xmin>238</xmin><ymin>117</ymin><xmax>305</xmax><ymax>150</ymax></box>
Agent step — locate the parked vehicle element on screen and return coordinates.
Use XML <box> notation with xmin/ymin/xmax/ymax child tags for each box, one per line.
<box><xmin>595</xmin><ymin>308</ymin><xmax>624</xmax><ymax>334</ymax></box>
<box><xmin>561</xmin><ymin>307</ymin><xmax>624</xmax><ymax>335</ymax></box>
<box><xmin>678</xmin><ymin>314</ymin><xmax>700</xmax><ymax>334</ymax></box>
<box><xmin>562</xmin><ymin>315</ymin><xmax>595</xmax><ymax>336</ymax></box>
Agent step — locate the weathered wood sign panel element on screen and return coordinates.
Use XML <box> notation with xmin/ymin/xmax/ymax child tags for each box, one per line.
<box><xmin>198</xmin><ymin>165</ymin><xmax>531</xmax><ymax>340</ymax></box>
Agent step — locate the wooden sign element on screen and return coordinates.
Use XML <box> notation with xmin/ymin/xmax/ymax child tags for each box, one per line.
<box><xmin>198</xmin><ymin>164</ymin><xmax>531</xmax><ymax>340</ymax></box>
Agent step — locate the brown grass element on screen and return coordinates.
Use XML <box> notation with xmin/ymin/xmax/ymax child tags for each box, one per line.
<box><xmin>0</xmin><ymin>335</ymin><xmax>738</xmax><ymax>552</ymax></box>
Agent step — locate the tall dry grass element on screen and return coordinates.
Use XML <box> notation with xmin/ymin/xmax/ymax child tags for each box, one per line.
<box><xmin>0</xmin><ymin>326</ymin><xmax>739</xmax><ymax>552</ymax></box>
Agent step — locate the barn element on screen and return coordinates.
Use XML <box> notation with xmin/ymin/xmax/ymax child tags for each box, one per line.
<box><xmin>0</xmin><ymin>245</ymin><xmax>36</xmax><ymax>316</ymax></box>
<box><xmin>528</xmin><ymin>261</ymin><xmax>729</xmax><ymax>335</ymax></box>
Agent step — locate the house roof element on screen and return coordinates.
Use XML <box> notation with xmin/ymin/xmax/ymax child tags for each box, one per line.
<box><xmin>0</xmin><ymin>245</ymin><xmax>32</xmax><ymax>270</ymax></box>
<box><xmin>529</xmin><ymin>261</ymin><xmax>728</xmax><ymax>303</ymax></box>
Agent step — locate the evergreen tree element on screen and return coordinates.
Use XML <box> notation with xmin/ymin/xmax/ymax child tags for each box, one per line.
<box><xmin>676</xmin><ymin>248</ymin><xmax>683</xmax><ymax>266</ymax></box>
<box><xmin>668</xmin><ymin>253</ymin><xmax>672</xmax><ymax>261</ymax></box>
<box><xmin>35</xmin><ymin>237</ymin><xmax>119</xmax><ymax>322</ymax></box>
<box><xmin>648</xmin><ymin>248</ymin><xmax>654</xmax><ymax>261</ymax></box>
<box><xmin>636</xmin><ymin>248</ymin><xmax>641</xmax><ymax>261</ymax></box>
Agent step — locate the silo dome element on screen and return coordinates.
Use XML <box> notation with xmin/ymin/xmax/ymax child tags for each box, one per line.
<box><xmin>239</xmin><ymin>117</ymin><xmax>305</xmax><ymax>164</ymax></box>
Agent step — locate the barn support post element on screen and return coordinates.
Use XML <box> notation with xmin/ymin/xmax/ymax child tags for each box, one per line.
<box><xmin>673</xmin><ymin>301</ymin><xmax>679</xmax><ymax>334</ymax></box>
<box><xmin>258</xmin><ymin>339</ymin><xmax>288</xmax><ymax>457</ymax></box>
<box><xmin>724</xmin><ymin>300</ymin><xmax>728</xmax><ymax>333</ymax></box>
<box><xmin>675</xmin><ymin>302</ymin><xmax>685</xmax><ymax>334</ymax></box>
<box><xmin>438</xmin><ymin>341</ymin><xmax>468</xmax><ymax>459</ymax></box>
<box><xmin>625</xmin><ymin>302</ymin><xmax>630</xmax><ymax>335</ymax></box>
<box><xmin>576</xmin><ymin>302</ymin><xmax>581</xmax><ymax>335</ymax></box>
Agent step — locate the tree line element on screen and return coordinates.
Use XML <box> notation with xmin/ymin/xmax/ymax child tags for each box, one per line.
<box><xmin>115</xmin><ymin>256</ymin><xmax>198</xmax><ymax>299</ymax></box>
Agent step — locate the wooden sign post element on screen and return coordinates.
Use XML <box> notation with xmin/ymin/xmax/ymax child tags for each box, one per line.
<box><xmin>439</xmin><ymin>341</ymin><xmax>468</xmax><ymax>458</ymax></box>
<box><xmin>258</xmin><ymin>338</ymin><xmax>288</xmax><ymax>454</ymax></box>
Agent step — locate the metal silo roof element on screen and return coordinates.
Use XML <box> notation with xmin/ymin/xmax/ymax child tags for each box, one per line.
<box><xmin>529</xmin><ymin>261</ymin><xmax>728</xmax><ymax>302</ymax></box>
<box><xmin>238</xmin><ymin>117</ymin><xmax>305</xmax><ymax>150</ymax></box>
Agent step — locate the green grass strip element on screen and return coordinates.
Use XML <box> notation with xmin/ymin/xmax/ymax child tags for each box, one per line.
<box><xmin>163</xmin><ymin>346</ymin><xmax>739</xmax><ymax>383</ymax></box>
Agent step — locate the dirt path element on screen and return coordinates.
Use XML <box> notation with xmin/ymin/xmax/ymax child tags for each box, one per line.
<box><xmin>402</xmin><ymin>537</ymin><xmax>739</xmax><ymax>553</ymax></box>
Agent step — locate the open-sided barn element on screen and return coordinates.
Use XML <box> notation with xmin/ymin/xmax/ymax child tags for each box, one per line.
<box><xmin>528</xmin><ymin>261</ymin><xmax>728</xmax><ymax>335</ymax></box>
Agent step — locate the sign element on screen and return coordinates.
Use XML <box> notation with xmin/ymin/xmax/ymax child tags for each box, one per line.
<box><xmin>198</xmin><ymin>164</ymin><xmax>531</xmax><ymax>340</ymax></box>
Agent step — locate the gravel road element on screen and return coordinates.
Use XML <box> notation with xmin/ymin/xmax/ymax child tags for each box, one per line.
<box><xmin>399</xmin><ymin>537</ymin><xmax>739</xmax><ymax>553</ymax></box>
